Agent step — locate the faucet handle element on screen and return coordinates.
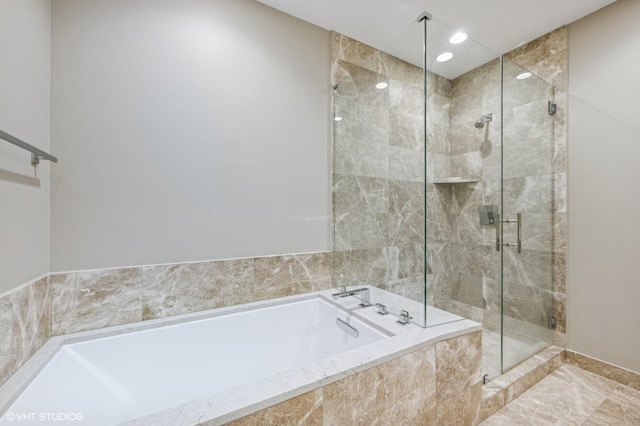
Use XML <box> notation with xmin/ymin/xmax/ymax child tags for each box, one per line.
<box><xmin>375</xmin><ymin>303</ymin><xmax>388</xmax><ymax>315</ymax></box>
<box><xmin>397</xmin><ymin>309</ymin><xmax>413</xmax><ymax>325</ymax></box>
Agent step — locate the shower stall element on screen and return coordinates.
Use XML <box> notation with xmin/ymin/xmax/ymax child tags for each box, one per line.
<box><xmin>332</xmin><ymin>14</ymin><xmax>562</xmax><ymax>379</ymax></box>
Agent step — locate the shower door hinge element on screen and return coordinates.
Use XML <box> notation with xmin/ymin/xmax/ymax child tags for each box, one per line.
<box><xmin>548</xmin><ymin>315</ymin><xmax>557</xmax><ymax>329</ymax></box>
<box><xmin>548</xmin><ymin>101</ymin><xmax>557</xmax><ymax>115</ymax></box>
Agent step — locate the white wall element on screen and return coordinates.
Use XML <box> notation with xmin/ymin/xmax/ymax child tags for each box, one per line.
<box><xmin>568</xmin><ymin>0</ymin><xmax>640</xmax><ymax>373</ymax></box>
<box><xmin>0</xmin><ymin>0</ymin><xmax>51</xmax><ymax>294</ymax></box>
<box><xmin>51</xmin><ymin>0</ymin><xmax>331</xmax><ymax>271</ymax></box>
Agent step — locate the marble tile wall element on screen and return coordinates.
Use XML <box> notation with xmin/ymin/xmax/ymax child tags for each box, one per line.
<box><xmin>225</xmin><ymin>331</ymin><xmax>482</xmax><ymax>425</ymax></box>
<box><xmin>0</xmin><ymin>251</ymin><xmax>333</xmax><ymax>387</ymax></box>
<box><xmin>331</xmin><ymin>32</ymin><xmax>436</xmax><ymax>309</ymax></box>
<box><xmin>0</xmin><ymin>276</ymin><xmax>51</xmax><ymax>387</ymax></box>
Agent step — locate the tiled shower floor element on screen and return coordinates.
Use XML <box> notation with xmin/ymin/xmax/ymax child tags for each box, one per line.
<box><xmin>482</xmin><ymin>329</ymin><xmax>549</xmax><ymax>379</ymax></box>
<box><xmin>481</xmin><ymin>364</ymin><xmax>640</xmax><ymax>425</ymax></box>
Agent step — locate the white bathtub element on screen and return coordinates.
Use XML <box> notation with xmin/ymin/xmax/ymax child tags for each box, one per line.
<box><xmin>0</xmin><ymin>296</ymin><xmax>388</xmax><ymax>425</ymax></box>
<box><xmin>0</xmin><ymin>288</ymin><xmax>478</xmax><ymax>425</ymax></box>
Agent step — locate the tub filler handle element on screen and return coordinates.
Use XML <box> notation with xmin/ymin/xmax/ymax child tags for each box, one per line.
<box><xmin>336</xmin><ymin>318</ymin><xmax>359</xmax><ymax>337</ymax></box>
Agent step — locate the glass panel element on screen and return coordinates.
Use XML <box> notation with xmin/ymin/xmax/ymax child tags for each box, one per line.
<box><xmin>331</xmin><ymin>19</ymin><xmax>428</xmax><ymax>326</ymax></box>
<box><xmin>500</xmin><ymin>58</ymin><xmax>556</xmax><ymax>372</ymax></box>
<box><xmin>424</xmin><ymin>18</ymin><xmax>502</xmax><ymax>378</ymax></box>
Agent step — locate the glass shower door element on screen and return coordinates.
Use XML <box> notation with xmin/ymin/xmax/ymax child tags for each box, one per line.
<box><xmin>500</xmin><ymin>58</ymin><xmax>557</xmax><ymax>372</ymax></box>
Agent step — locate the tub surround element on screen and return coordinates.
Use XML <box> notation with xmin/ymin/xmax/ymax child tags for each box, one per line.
<box><xmin>0</xmin><ymin>276</ymin><xmax>51</xmax><ymax>386</ymax></box>
<box><xmin>0</xmin><ymin>287</ymin><xmax>480</xmax><ymax>425</ymax></box>
<box><xmin>0</xmin><ymin>252</ymin><xmax>333</xmax><ymax>388</ymax></box>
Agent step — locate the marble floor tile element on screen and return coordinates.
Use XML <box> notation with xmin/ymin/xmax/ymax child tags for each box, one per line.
<box><xmin>481</xmin><ymin>364</ymin><xmax>640</xmax><ymax>426</ymax></box>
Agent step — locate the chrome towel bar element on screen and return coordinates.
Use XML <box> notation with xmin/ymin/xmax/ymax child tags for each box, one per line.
<box><xmin>0</xmin><ymin>129</ymin><xmax>58</xmax><ymax>166</ymax></box>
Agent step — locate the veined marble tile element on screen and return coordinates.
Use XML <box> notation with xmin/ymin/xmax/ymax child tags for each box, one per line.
<box><xmin>451</xmin><ymin>272</ymin><xmax>483</xmax><ymax>309</ymax></box>
<box><xmin>503</xmin><ymin>98</ymin><xmax>555</xmax><ymax>142</ymax></box>
<box><xmin>10</xmin><ymin>277</ymin><xmax>51</xmax><ymax>370</ymax></box>
<box><xmin>331</xmin><ymin>58</ymin><xmax>358</xmax><ymax>87</ymax></box>
<box><xmin>323</xmin><ymin>344</ymin><xmax>436</xmax><ymax>425</ymax></box>
<box><xmin>330</xmin><ymin>32</ymin><xmax>376</xmax><ymax>71</ymax></box>
<box><xmin>388</xmin><ymin>212</ymin><xmax>424</xmax><ymax>247</ymax></box>
<box><xmin>388</xmin><ymin>179</ymin><xmax>424</xmax><ymax>216</ymax></box>
<box><xmin>333</xmin><ymin>248</ymin><xmax>388</xmax><ymax>288</ymax></box>
<box><xmin>566</xmin><ymin>351</ymin><xmax>640</xmax><ymax>392</ymax></box>
<box><xmin>427</xmin><ymin>70</ymin><xmax>452</xmax><ymax>98</ymax></box>
<box><xmin>334</xmin><ymin>138</ymin><xmax>389</xmax><ymax>179</ymax></box>
<box><xmin>502</xmin><ymin>63</ymin><xmax>554</xmax><ymax>111</ymax></box>
<box><xmin>385</xmin><ymin>244</ymin><xmax>425</xmax><ymax>280</ymax></box>
<box><xmin>387</xmin><ymin>54</ymin><xmax>424</xmax><ymax>88</ymax></box>
<box><xmin>436</xmin><ymin>331</ymin><xmax>483</xmax><ymax>425</ymax></box>
<box><xmin>584</xmin><ymin>393</ymin><xmax>640</xmax><ymax>426</ymax></box>
<box><xmin>52</xmin><ymin>268</ymin><xmax>142</xmax><ymax>335</ymax></box>
<box><xmin>253</xmin><ymin>253</ymin><xmax>333</xmax><ymax>301</ymax></box>
<box><xmin>386</xmin><ymin>275</ymin><xmax>425</xmax><ymax>304</ymax></box>
<box><xmin>505</xmin><ymin>27</ymin><xmax>567</xmax><ymax>91</ymax></box>
<box><xmin>389</xmin><ymin>145</ymin><xmax>424</xmax><ymax>182</ymax></box>
<box><xmin>427</xmin><ymin>92</ymin><xmax>451</xmax><ymax>126</ymax></box>
<box><xmin>502</xmin><ymin>134</ymin><xmax>556</xmax><ymax>180</ymax></box>
<box><xmin>449</xmin><ymin>121</ymin><xmax>486</xmax><ymax>155</ymax></box>
<box><xmin>333</xmin><ymin>174</ymin><xmax>389</xmax><ymax>215</ymax></box>
<box><xmin>0</xmin><ymin>295</ymin><xmax>14</xmax><ymax>384</ymax></box>
<box><xmin>334</xmin><ymin>212</ymin><xmax>388</xmax><ymax>251</ymax></box>
<box><xmin>389</xmin><ymin>109</ymin><xmax>424</xmax><ymax>151</ymax></box>
<box><xmin>225</xmin><ymin>389</ymin><xmax>323</xmax><ymax>426</ymax></box>
<box><xmin>427</xmin><ymin>121</ymin><xmax>449</xmax><ymax>155</ymax></box>
<box><xmin>389</xmin><ymin>79</ymin><xmax>423</xmax><ymax>117</ymax></box>
<box><xmin>142</xmin><ymin>258</ymin><xmax>254</xmax><ymax>320</ymax></box>
<box><xmin>451</xmin><ymin>60</ymin><xmax>500</xmax><ymax>126</ymax></box>
<box><xmin>450</xmin><ymin>151</ymin><xmax>482</xmax><ymax>181</ymax></box>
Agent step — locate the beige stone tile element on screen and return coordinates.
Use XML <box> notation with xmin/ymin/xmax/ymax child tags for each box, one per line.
<box><xmin>479</xmin><ymin>403</ymin><xmax>560</xmax><ymax>426</ymax></box>
<box><xmin>323</xmin><ymin>345</ymin><xmax>436</xmax><ymax>425</ymax></box>
<box><xmin>10</xmin><ymin>277</ymin><xmax>51</xmax><ymax>369</ymax></box>
<box><xmin>505</xmin><ymin>27</ymin><xmax>568</xmax><ymax>91</ymax></box>
<box><xmin>142</xmin><ymin>258</ymin><xmax>254</xmax><ymax>320</ymax></box>
<box><xmin>52</xmin><ymin>268</ymin><xmax>142</xmax><ymax>335</ymax></box>
<box><xmin>481</xmin><ymin>382</ymin><xmax>507</xmax><ymax>422</ymax></box>
<box><xmin>566</xmin><ymin>351</ymin><xmax>640</xmax><ymax>392</ymax></box>
<box><xmin>254</xmin><ymin>253</ymin><xmax>333</xmax><ymax>301</ymax></box>
<box><xmin>436</xmin><ymin>332</ymin><xmax>482</xmax><ymax>425</ymax></box>
<box><xmin>0</xmin><ymin>294</ymin><xmax>15</xmax><ymax>384</ymax></box>
<box><xmin>551</xmin><ymin>364</ymin><xmax>621</xmax><ymax>399</ymax></box>
<box><xmin>226</xmin><ymin>389</ymin><xmax>323</xmax><ymax>426</ymax></box>
<box><xmin>584</xmin><ymin>391</ymin><xmax>640</xmax><ymax>426</ymax></box>
<box><xmin>510</xmin><ymin>373</ymin><xmax>606</xmax><ymax>424</ymax></box>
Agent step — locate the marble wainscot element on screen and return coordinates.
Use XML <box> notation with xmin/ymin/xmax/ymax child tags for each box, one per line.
<box><xmin>0</xmin><ymin>287</ymin><xmax>481</xmax><ymax>425</ymax></box>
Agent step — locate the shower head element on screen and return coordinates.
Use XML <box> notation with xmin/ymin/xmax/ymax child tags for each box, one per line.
<box><xmin>474</xmin><ymin>113</ymin><xmax>493</xmax><ymax>129</ymax></box>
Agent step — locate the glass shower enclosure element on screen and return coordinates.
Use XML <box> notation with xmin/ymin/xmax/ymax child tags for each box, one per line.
<box><xmin>331</xmin><ymin>13</ymin><xmax>560</xmax><ymax>379</ymax></box>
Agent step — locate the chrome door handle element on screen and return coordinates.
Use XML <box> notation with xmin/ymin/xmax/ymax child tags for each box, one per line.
<box><xmin>496</xmin><ymin>212</ymin><xmax>522</xmax><ymax>253</ymax></box>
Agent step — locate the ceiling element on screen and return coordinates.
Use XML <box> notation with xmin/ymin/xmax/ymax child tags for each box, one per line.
<box><xmin>257</xmin><ymin>0</ymin><xmax>617</xmax><ymax>79</ymax></box>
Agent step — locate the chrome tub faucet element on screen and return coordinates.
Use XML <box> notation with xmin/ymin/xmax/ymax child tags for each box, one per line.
<box><xmin>331</xmin><ymin>286</ymin><xmax>372</xmax><ymax>307</ymax></box>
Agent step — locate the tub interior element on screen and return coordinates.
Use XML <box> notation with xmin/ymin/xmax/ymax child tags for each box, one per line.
<box><xmin>2</xmin><ymin>297</ymin><xmax>388</xmax><ymax>425</ymax></box>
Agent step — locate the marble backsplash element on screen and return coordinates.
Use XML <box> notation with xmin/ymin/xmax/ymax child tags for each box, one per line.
<box><xmin>0</xmin><ymin>251</ymin><xmax>333</xmax><ymax>387</ymax></box>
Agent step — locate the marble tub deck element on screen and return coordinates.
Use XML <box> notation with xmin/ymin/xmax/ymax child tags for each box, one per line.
<box><xmin>481</xmin><ymin>363</ymin><xmax>640</xmax><ymax>425</ymax></box>
<box><xmin>0</xmin><ymin>287</ymin><xmax>478</xmax><ymax>425</ymax></box>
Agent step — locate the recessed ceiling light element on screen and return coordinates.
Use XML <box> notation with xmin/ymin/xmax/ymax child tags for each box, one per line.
<box><xmin>334</xmin><ymin>116</ymin><xmax>343</xmax><ymax>121</ymax></box>
<box><xmin>516</xmin><ymin>72</ymin><xmax>532</xmax><ymax>80</ymax></box>
<box><xmin>436</xmin><ymin>52</ymin><xmax>453</xmax><ymax>62</ymax></box>
<box><xmin>375</xmin><ymin>82</ymin><xmax>388</xmax><ymax>89</ymax></box>
<box><xmin>449</xmin><ymin>32</ymin><xmax>468</xmax><ymax>44</ymax></box>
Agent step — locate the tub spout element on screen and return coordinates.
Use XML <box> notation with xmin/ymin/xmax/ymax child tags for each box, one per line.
<box><xmin>331</xmin><ymin>287</ymin><xmax>371</xmax><ymax>307</ymax></box>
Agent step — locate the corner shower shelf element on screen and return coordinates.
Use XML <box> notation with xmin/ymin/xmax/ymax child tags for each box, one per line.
<box><xmin>433</xmin><ymin>178</ymin><xmax>480</xmax><ymax>184</ymax></box>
